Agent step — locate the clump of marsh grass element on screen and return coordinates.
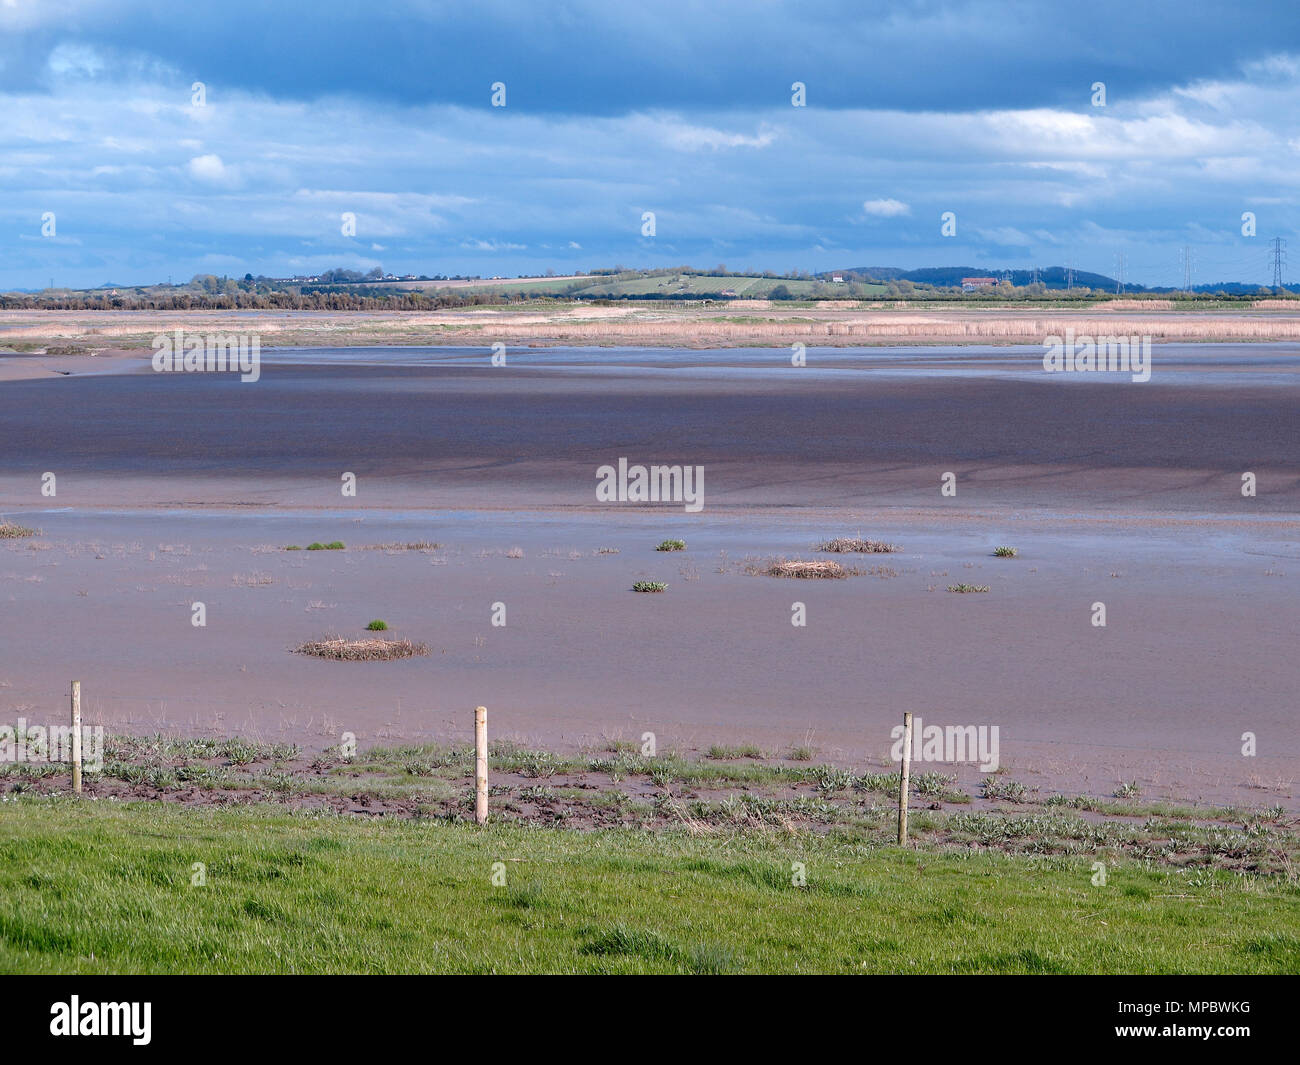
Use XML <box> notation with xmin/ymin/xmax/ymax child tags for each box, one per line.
<box><xmin>982</xmin><ymin>777</ymin><xmax>1028</xmax><ymax>802</ymax></box>
<box><xmin>306</xmin><ymin>541</ymin><xmax>345</xmax><ymax>551</ymax></box>
<box><xmin>366</xmin><ymin>619</ymin><xmax>388</xmax><ymax>631</ymax></box>
<box><xmin>656</xmin><ymin>539</ymin><xmax>687</xmax><ymax>552</ymax></box>
<box><xmin>1114</xmin><ymin>780</ymin><xmax>1142</xmax><ymax>799</ymax></box>
<box><xmin>750</xmin><ymin>558</ymin><xmax>848</xmax><ymax>579</ymax></box>
<box><xmin>809</xmin><ymin>764</ymin><xmax>856</xmax><ymax>795</ymax></box>
<box><xmin>0</xmin><ymin>522</ymin><xmax>37</xmax><ymax>539</ymax></box>
<box><xmin>947</xmin><ymin>583</ymin><xmax>990</xmax><ymax>593</ymax></box>
<box><xmin>993</xmin><ymin>546</ymin><xmax>1018</xmax><ymax>558</ymax></box>
<box><xmin>491</xmin><ymin>745</ymin><xmax>571</xmax><ymax>778</ymax></box>
<box><xmin>911</xmin><ymin>770</ymin><xmax>959</xmax><ymax>797</ymax></box>
<box><xmin>706</xmin><ymin>744</ymin><xmax>764</xmax><ymax>760</ymax></box>
<box><xmin>632</xmin><ymin>581</ymin><xmax>667</xmax><ymax>593</ymax></box>
<box><xmin>816</xmin><ymin>537</ymin><xmax>901</xmax><ymax>554</ymax></box>
<box><xmin>294</xmin><ymin>637</ymin><xmax>428</xmax><ymax>661</ymax></box>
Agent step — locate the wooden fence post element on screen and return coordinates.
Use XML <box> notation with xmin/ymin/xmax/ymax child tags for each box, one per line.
<box><xmin>475</xmin><ymin>705</ymin><xmax>488</xmax><ymax>825</ymax></box>
<box><xmin>71</xmin><ymin>680</ymin><xmax>82</xmax><ymax>795</ymax></box>
<box><xmin>897</xmin><ymin>711</ymin><xmax>912</xmax><ymax>845</ymax></box>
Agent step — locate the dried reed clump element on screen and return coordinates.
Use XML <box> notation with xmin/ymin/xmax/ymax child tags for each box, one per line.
<box><xmin>750</xmin><ymin>558</ymin><xmax>849</xmax><ymax>579</ymax></box>
<box><xmin>231</xmin><ymin>572</ymin><xmax>274</xmax><ymax>586</ymax></box>
<box><xmin>294</xmin><ymin>637</ymin><xmax>429</xmax><ymax>661</ymax></box>
<box><xmin>817</xmin><ymin>537</ymin><xmax>901</xmax><ymax>553</ymax></box>
<box><xmin>1099</xmin><ymin>299</ymin><xmax>1174</xmax><ymax>310</ymax></box>
<box><xmin>24</xmin><ymin>308</ymin><xmax>1300</xmax><ymax>354</ymax></box>
<box><xmin>465</xmin><ymin>314</ymin><xmax>1300</xmax><ymax>344</ymax></box>
<box><xmin>0</xmin><ymin>522</ymin><xmax>37</xmax><ymax>539</ymax></box>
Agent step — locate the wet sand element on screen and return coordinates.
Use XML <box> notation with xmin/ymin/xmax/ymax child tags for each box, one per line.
<box><xmin>0</xmin><ymin>344</ymin><xmax>1298</xmax><ymax>513</ymax></box>
<box><xmin>1</xmin><ymin>344</ymin><xmax>1296</xmax><ymax>810</ymax></box>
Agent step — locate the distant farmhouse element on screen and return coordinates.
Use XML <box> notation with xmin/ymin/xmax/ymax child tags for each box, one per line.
<box><xmin>961</xmin><ymin>276</ymin><xmax>999</xmax><ymax>292</ymax></box>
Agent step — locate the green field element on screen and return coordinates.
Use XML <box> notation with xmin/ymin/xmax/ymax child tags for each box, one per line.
<box><xmin>554</xmin><ymin>273</ymin><xmax>887</xmax><ymax>299</ymax></box>
<box><xmin>412</xmin><ymin>272</ymin><xmax>889</xmax><ymax>300</ymax></box>
<box><xmin>2</xmin><ymin>798</ymin><xmax>1296</xmax><ymax>974</ymax></box>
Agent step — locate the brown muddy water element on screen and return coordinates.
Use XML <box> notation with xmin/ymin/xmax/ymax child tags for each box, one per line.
<box><xmin>1</xmin><ymin>345</ymin><xmax>1296</xmax><ymax>810</ymax></box>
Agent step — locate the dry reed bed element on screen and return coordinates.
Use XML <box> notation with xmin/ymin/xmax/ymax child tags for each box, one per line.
<box><xmin>9</xmin><ymin>308</ymin><xmax>1300</xmax><ymax>349</ymax></box>
<box><xmin>749</xmin><ymin>559</ymin><xmax>850</xmax><ymax>579</ymax></box>
<box><xmin>1101</xmin><ymin>299</ymin><xmax>1175</xmax><ymax>310</ymax></box>
<box><xmin>294</xmin><ymin>637</ymin><xmax>429</xmax><ymax>661</ymax></box>
<box><xmin>472</xmin><ymin>316</ymin><xmax>1300</xmax><ymax>343</ymax></box>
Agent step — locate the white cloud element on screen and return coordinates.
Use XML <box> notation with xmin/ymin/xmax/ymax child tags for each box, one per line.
<box><xmin>461</xmin><ymin>238</ymin><xmax>526</xmax><ymax>251</ymax></box>
<box><xmin>648</xmin><ymin>117</ymin><xmax>778</xmax><ymax>151</ymax></box>
<box><xmin>187</xmin><ymin>153</ymin><xmax>231</xmax><ymax>184</ymax></box>
<box><xmin>47</xmin><ymin>42</ymin><xmax>105</xmax><ymax>78</ymax></box>
<box><xmin>862</xmin><ymin>198</ymin><xmax>910</xmax><ymax>217</ymax></box>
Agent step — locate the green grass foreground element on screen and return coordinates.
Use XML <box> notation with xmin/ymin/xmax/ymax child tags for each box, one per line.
<box><xmin>2</xmin><ymin>799</ymin><xmax>1297</xmax><ymax>974</ymax></box>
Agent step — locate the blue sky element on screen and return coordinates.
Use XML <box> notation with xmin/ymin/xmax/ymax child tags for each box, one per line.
<box><xmin>3</xmin><ymin>0</ymin><xmax>1300</xmax><ymax>289</ymax></box>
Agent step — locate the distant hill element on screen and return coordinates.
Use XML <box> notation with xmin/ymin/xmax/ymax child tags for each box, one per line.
<box><xmin>826</xmin><ymin>265</ymin><xmax>1128</xmax><ymax>291</ymax></box>
<box><xmin>1190</xmin><ymin>281</ymin><xmax>1282</xmax><ymax>295</ymax></box>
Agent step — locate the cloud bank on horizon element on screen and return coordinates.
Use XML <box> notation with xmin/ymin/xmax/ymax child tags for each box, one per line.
<box><xmin>2</xmin><ymin>0</ymin><xmax>1299</xmax><ymax>289</ymax></box>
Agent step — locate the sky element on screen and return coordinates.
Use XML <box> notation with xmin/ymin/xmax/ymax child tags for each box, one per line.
<box><xmin>3</xmin><ymin>0</ymin><xmax>1300</xmax><ymax>289</ymax></box>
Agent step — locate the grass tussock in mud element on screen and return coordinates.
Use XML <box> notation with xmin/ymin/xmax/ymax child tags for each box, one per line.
<box><xmin>751</xmin><ymin>558</ymin><xmax>850</xmax><ymax>579</ymax></box>
<box><xmin>816</xmin><ymin>537</ymin><xmax>902</xmax><ymax>554</ymax></box>
<box><xmin>0</xmin><ymin>521</ymin><xmax>37</xmax><ymax>539</ymax></box>
<box><xmin>745</xmin><ymin>557</ymin><xmax>903</xmax><ymax>579</ymax></box>
<box><xmin>294</xmin><ymin>637</ymin><xmax>428</xmax><ymax>661</ymax></box>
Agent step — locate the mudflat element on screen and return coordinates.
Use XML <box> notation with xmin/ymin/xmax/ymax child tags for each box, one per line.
<box><xmin>0</xmin><ymin>343</ymin><xmax>1297</xmax><ymax>512</ymax></box>
<box><xmin>0</xmin><ymin>342</ymin><xmax>1296</xmax><ymax>811</ymax></box>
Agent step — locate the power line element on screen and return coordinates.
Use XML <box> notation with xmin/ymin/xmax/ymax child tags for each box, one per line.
<box><xmin>1270</xmin><ymin>237</ymin><xmax>1287</xmax><ymax>289</ymax></box>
